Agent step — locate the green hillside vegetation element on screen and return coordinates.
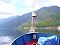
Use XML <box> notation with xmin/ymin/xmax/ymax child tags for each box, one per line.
<box><xmin>36</xmin><ymin>29</ymin><xmax>60</xmax><ymax>35</ymax></box>
<box><xmin>20</xmin><ymin>21</ymin><xmax>60</xmax><ymax>35</ymax></box>
<box><xmin>19</xmin><ymin>6</ymin><xmax>60</xmax><ymax>35</ymax></box>
<box><xmin>20</xmin><ymin>20</ymin><xmax>60</xmax><ymax>35</ymax></box>
<box><xmin>36</xmin><ymin>20</ymin><xmax>60</xmax><ymax>27</ymax></box>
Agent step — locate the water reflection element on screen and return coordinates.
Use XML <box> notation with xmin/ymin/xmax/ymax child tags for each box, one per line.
<box><xmin>0</xmin><ymin>28</ymin><xmax>22</xmax><ymax>45</ymax></box>
<box><xmin>0</xmin><ymin>36</ymin><xmax>15</xmax><ymax>45</ymax></box>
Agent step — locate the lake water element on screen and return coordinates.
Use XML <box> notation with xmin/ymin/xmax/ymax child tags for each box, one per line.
<box><xmin>0</xmin><ymin>29</ymin><xmax>22</xmax><ymax>45</ymax></box>
<box><xmin>0</xmin><ymin>28</ymin><xmax>60</xmax><ymax>45</ymax></box>
<box><xmin>0</xmin><ymin>36</ymin><xmax>19</xmax><ymax>45</ymax></box>
<box><xmin>0</xmin><ymin>36</ymin><xmax>22</xmax><ymax>45</ymax></box>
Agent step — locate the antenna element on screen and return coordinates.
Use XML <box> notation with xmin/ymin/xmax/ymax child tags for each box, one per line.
<box><xmin>29</xmin><ymin>0</ymin><xmax>37</xmax><ymax>32</ymax></box>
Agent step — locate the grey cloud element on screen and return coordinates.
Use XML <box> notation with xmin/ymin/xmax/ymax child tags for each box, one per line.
<box><xmin>1</xmin><ymin>0</ymin><xmax>12</xmax><ymax>3</ymax></box>
<box><xmin>0</xmin><ymin>12</ymin><xmax>13</xmax><ymax>15</ymax></box>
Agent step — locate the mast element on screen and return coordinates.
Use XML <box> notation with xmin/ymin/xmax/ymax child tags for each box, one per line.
<box><xmin>29</xmin><ymin>0</ymin><xmax>37</xmax><ymax>32</ymax></box>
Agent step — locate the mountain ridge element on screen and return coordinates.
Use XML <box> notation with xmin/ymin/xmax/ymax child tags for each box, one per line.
<box><xmin>0</xmin><ymin>6</ymin><xmax>60</xmax><ymax>35</ymax></box>
<box><xmin>0</xmin><ymin>6</ymin><xmax>60</xmax><ymax>28</ymax></box>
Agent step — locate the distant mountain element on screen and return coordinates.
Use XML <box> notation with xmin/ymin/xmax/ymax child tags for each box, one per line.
<box><xmin>0</xmin><ymin>16</ymin><xmax>18</xmax><ymax>24</ymax></box>
<box><xmin>0</xmin><ymin>6</ymin><xmax>60</xmax><ymax>28</ymax></box>
<box><xmin>0</xmin><ymin>13</ymin><xmax>31</xmax><ymax>36</ymax></box>
<box><xmin>36</xmin><ymin>6</ymin><xmax>60</xmax><ymax>20</ymax></box>
<box><xmin>0</xmin><ymin>13</ymin><xmax>32</xmax><ymax>28</ymax></box>
<box><xmin>0</xmin><ymin>6</ymin><xmax>60</xmax><ymax>36</ymax></box>
<box><xmin>20</xmin><ymin>6</ymin><xmax>60</xmax><ymax>34</ymax></box>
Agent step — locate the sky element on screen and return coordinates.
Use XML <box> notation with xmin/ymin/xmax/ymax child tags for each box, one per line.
<box><xmin>0</xmin><ymin>0</ymin><xmax>60</xmax><ymax>19</ymax></box>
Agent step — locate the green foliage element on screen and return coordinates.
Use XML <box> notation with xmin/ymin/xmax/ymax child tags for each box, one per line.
<box><xmin>50</xmin><ymin>14</ymin><xmax>60</xmax><ymax>20</ymax></box>
<box><xmin>20</xmin><ymin>22</ymin><xmax>31</xmax><ymax>33</ymax></box>
<box><xmin>19</xmin><ymin>6</ymin><xmax>60</xmax><ymax>35</ymax></box>
<box><xmin>35</xmin><ymin>20</ymin><xmax>60</xmax><ymax>27</ymax></box>
<box><xmin>36</xmin><ymin>29</ymin><xmax>60</xmax><ymax>35</ymax></box>
<box><xmin>20</xmin><ymin>19</ymin><xmax>60</xmax><ymax>34</ymax></box>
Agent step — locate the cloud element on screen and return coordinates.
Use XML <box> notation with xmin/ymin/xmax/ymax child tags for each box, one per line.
<box><xmin>0</xmin><ymin>0</ymin><xmax>60</xmax><ymax>19</ymax></box>
<box><xmin>16</xmin><ymin>0</ymin><xmax>60</xmax><ymax>14</ymax></box>
<box><xmin>0</xmin><ymin>12</ymin><xmax>13</xmax><ymax>15</ymax></box>
<box><xmin>0</xmin><ymin>0</ymin><xmax>16</xmax><ymax>15</ymax></box>
<box><xmin>0</xmin><ymin>0</ymin><xmax>17</xmax><ymax>19</ymax></box>
<box><xmin>48</xmin><ymin>0</ymin><xmax>60</xmax><ymax>7</ymax></box>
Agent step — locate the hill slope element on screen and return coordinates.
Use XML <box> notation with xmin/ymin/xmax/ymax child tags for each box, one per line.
<box><xmin>0</xmin><ymin>13</ymin><xmax>31</xmax><ymax>28</ymax></box>
<box><xmin>0</xmin><ymin>6</ymin><xmax>60</xmax><ymax>28</ymax></box>
<box><xmin>0</xmin><ymin>6</ymin><xmax>60</xmax><ymax>35</ymax></box>
<box><xmin>20</xmin><ymin>6</ymin><xmax>60</xmax><ymax>34</ymax></box>
<box><xmin>0</xmin><ymin>13</ymin><xmax>31</xmax><ymax>36</ymax></box>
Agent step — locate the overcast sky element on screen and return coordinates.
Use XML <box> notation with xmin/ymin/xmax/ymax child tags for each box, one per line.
<box><xmin>0</xmin><ymin>0</ymin><xmax>60</xmax><ymax>19</ymax></box>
